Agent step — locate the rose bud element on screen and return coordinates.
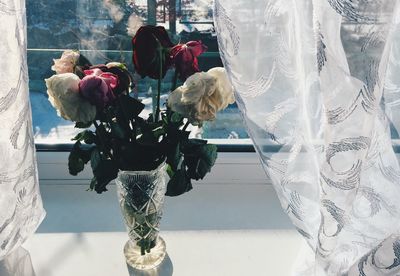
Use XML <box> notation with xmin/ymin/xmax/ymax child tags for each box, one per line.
<box><xmin>51</xmin><ymin>50</ymin><xmax>80</xmax><ymax>74</ymax></box>
<box><xmin>79</xmin><ymin>69</ymin><xmax>117</xmax><ymax>109</ymax></box>
<box><xmin>132</xmin><ymin>25</ymin><xmax>174</xmax><ymax>79</ymax></box>
<box><xmin>170</xmin><ymin>40</ymin><xmax>207</xmax><ymax>81</ymax></box>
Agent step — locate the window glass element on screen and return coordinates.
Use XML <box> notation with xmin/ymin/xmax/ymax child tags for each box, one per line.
<box><xmin>27</xmin><ymin>0</ymin><xmax>248</xmax><ymax>144</ymax></box>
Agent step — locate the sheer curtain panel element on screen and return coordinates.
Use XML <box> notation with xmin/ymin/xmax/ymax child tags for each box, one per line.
<box><xmin>214</xmin><ymin>0</ymin><xmax>400</xmax><ymax>275</ymax></box>
<box><xmin>0</xmin><ymin>0</ymin><xmax>45</xmax><ymax>274</ymax></box>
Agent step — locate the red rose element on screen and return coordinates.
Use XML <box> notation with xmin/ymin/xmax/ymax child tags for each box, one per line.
<box><xmin>170</xmin><ymin>41</ymin><xmax>207</xmax><ymax>81</ymax></box>
<box><xmin>132</xmin><ymin>26</ymin><xmax>174</xmax><ymax>79</ymax></box>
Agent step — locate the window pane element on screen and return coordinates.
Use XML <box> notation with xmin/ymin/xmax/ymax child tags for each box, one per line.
<box><xmin>27</xmin><ymin>0</ymin><xmax>248</xmax><ymax>144</ymax></box>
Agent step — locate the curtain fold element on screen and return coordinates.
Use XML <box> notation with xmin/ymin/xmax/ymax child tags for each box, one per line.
<box><xmin>0</xmin><ymin>247</ymin><xmax>36</xmax><ymax>276</ymax></box>
<box><xmin>214</xmin><ymin>0</ymin><xmax>400</xmax><ymax>275</ymax></box>
<box><xmin>0</xmin><ymin>0</ymin><xmax>45</xmax><ymax>262</ymax></box>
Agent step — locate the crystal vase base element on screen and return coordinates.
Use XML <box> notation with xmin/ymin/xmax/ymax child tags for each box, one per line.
<box><xmin>124</xmin><ymin>237</ymin><xmax>167</xmax><ymax>270</ymax></box>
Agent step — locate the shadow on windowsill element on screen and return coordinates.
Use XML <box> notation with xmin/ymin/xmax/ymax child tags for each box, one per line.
<box><xmin>37</xmin><ymin>184</ymin><xmax>295</xmax><ymax>233</ymax></box>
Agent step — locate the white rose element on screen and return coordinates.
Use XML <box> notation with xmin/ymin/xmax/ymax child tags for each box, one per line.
<box><xmin>51</xmin><ymin>50</ymin><xmax>80</xmax><ymax>74</ymax></box>
<box><xmin>207</xmin><ymin>67</ymin><xmax>235</xmax><ymax>109</ymax></box>
<box><xmin>168</xmin><ymin>68</ymin><xmax>235</xmax><ymax>125</ymax></box>
<box><xmin>45</xmin><ymin>73</ymin><xmax>97</xmax><ymax>123</ymax></box>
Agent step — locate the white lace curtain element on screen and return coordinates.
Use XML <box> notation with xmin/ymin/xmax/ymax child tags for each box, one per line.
<box><xmin>214</xmin><ymin>0</ymin><xmax>400</xmax><ymax>275</ymax></box>
<box><xmin>0</xmin><ymin>0</ymin><xmax>45</xmax><ymax>273</ymax></box>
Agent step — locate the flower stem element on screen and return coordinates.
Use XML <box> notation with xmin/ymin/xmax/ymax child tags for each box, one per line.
<box><xmin>131</xmin><ymin>119</ymin><xmax>136</xmax><ymax>142</ymax></box>
<box><xmin>126</xmin><ymin>71</ymin><xmax>138</xmax><ymax>99</ymax></box>
<box><xmin>182</xmin><ymin>121</ymin><xmax>190</xmax><ymax>131</ymax></box>
<box><xmin>155</xmin><ymin>47</ymin><xmax>163</xmax><ymax>122</ymax></box>
<box><xmin>171</xmin><ymin>69</ymin><xmax>178</xmax><ymax>92</ymax></box>
<box><xmin>166</xmin><ymin>70</ymin><xmax>179</xmax><ymax>125</ymax></box>
<box><xmin>117</xmin><ymin>96</ymin><xmax>135</xmax><ymax>142</ymax></box>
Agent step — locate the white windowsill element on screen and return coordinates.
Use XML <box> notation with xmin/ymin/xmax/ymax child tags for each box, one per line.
<box><xmin>26</xmin><ymin>151</ymin><xmax>304</xmax><ymax>276</ymax></box>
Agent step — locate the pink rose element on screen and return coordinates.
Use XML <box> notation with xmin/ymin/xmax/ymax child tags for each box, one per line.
<box><xmin>170</xmin><ymin>41</ymin><xmax>207</xmax><ymax>81</ymax></box>
<box><xmin>51</xmin><ymin>50</ymin><xmax>80</xmax><ymax>74</ymax></box>
<box><xmin>45</xmin><ymin>73</ymin><xmax>96</xmax><ymax>123</ymax></box>
<box><xmin>88</xmin><ymin>64</ymin><xmax>131</xmax><ymax>95</ymax></box>
<box><xmin>79</xmin><ymin>69</ymin><xmax>118</xmax><ymax>108</ymax></box>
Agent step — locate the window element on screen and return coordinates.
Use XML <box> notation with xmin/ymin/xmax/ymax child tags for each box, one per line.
<box><xmin>27</xmin><ymin>0</ymin><xmax>249</xmax><ymax>146</ymax></box>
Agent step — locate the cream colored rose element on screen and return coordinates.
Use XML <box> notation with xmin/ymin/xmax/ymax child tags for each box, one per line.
<box><xmin>45</xmin><ymin>73</ymin><xmax>96</xmax><ymax>123</ymax></box>
<box><xmin>207</xmin><ymin>67</ymin><xmax>235</xmax><ymax>109</ymax></box>
<box><xmin>51</xmin><ymin>50</ymin><xmax>80</xmax><ymax>74</ymax></box>
<box><xmin>168</xmin><ymin>68</ymin><xmax>235</xmax><ymax>125</ymax></box>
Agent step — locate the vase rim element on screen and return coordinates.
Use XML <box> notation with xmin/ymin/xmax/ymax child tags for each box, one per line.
<box><xmin>118</xmin><ymin>160</ymin><xmax>167</xmax><ymax>176</ymax></box>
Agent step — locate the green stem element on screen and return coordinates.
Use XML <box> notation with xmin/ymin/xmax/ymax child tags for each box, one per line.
<box><xmin>155</xmin><ymin>47</ymin><xmax>163</xmax><ymax>122</ymax></box>
<box><xmin>166</xmin><ymin>70</ymin><xmax>179</xmax><ymax>125</ymax></box>
<box><xmin>117</xmin><ymin>97</ymin><xmax>135</xmax><ymax>142</ymax></box>
<box><xmin>182</xmin><ymin>121</ymin><xmax>190</xmax><ymax>132</ymax></box>
<box><xmin>131</xmin><ymin>119</ymin><xmax>136</xmax><ymax>142</ymax></box>
<box><xmin>171</xmin><ymin>69</ymin><xmax>178</xmax><ymax>92</ymax></box>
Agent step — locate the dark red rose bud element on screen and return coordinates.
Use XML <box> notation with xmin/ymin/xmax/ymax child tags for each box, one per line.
<box><xmin>132</xmin><ymin>25</ymin><xmax>174</xmax><ymax>79</ymax></box>
<box><xmin>170</xmin><ymin>40</ymin><xmax>207</xmax><ymax>81</ymax></box>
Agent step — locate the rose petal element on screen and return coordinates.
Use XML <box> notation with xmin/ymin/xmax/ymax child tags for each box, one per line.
<box><xmin>100</xmin><ymin>72</ymin><xmax>119</xmax><ymax>89</ymax></box>
<box><xmin>171</xmin><ymin>41</ymin><xmax>207</xmax><ymax>81</ymax></box>
<box><xmin>84</xmin><ymin>68</ymin><xmax>103</xmax><ymax>76</ymax></box>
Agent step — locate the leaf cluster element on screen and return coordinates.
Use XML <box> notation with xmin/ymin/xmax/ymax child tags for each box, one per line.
<box><xmin>68</xmin><ymin>95</ymin><xmax>217</xmax><ymax>196</ymax></box>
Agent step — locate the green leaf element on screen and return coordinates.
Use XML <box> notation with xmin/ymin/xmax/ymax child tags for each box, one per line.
<box><xmin>95</xmin><ymin>122</ymin><xmax>109</xmax><ymax>141</ymax></box>
<box><xmin>72</xmin><ymin>132</ymin><xmax>84</xmax><ymax>142</ymax></box>
<box><xmin>90</xmin><ymin>147</ymin><xmax>101</xmax><ymax>172</ymax></box>
<box><xmin>165</xmin><ymin>163</ymin><xmax>192</xmax><ymax>197</ymax></box>
<box><xmin>115</xmin><ymin>140</ymin><xmax>164</xmax><ymax>172</ymax></box>
<box><xmin>152</xmin><ymin>125</ymin><xmax>165</xmax><ymax>138</ymax></box>
<box><xmin>89</xmin><ymin>176</ymin><xmax>97</xmax><ymax>191</ymax></box>
<box><xmin>92</xmin><ymin>160</ymin><xmax>119</xmax><ymax>193</ymax></box>
<box><xmin>118</xmin><ymin>95</ymin><xmax>145</xmax><ymax>120</ymax></box>
<box><xmin>166</xmin><ymin>164</ymin><xmax>174</xmax><ymax>178</ymax></box>
<box><xmin>166</xmin><ymin>142</ymin><xmax>182</xmax><ymax>171</ymax></box>
<box><xmin>68</xmin><ymin>141</ymin><xmax>86</xmax><ymax>176</ymax></box>
<box><xmin>166</xmin><ymin>126</ymin><xmax>190</xmax><ymax>144</ymax></box>
<box><xmin>110</xmin><ymin>121</ymin><xmax>126</xmax><ymax>139</ymax></box>
<box><xmin>80</xmin><ymin>148</ymin><xmax>92</xmax><ymax>164</ymax></box>
<box><xmin>72</xmin><ymin>130</ymin><xmax>96</xmax><ymax>144</ymax></box>
<box><xmin>170</xmin><ymin>112</ymin><xmax>184</xmax><ymax>124</ymax></box>
<box><xmin>187</xmin><ymin>139</ymin><xmax>207</xmax><ymax>146</ymax></box>
<box><xmin>147</xmin><ymin>113</ymin><xmax>154</xmax><ymax>122</ymax></box>
<box><xmin>184</xmin><ymin>142</ymin><xmax>218</xmax><ymax>180</ymax></box>
<box><xmin>137</xmin><ymin>121</ymin><xmax>165</xmax><ymax>143</ymax></box>
<box><xmin>75</xmin><ymin>121</ymin><xmax>92</xmax><ymax>129</ymax></box>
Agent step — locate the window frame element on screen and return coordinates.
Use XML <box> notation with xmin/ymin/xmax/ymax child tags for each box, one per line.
<box><xmin>36</xmin><ymin>146</ymin><xmax>269</xmax><ymax>186</ymax></box>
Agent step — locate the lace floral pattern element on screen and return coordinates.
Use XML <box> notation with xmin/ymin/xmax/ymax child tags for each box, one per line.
<box><xmin>0</xmin><ymin>0</ymin><xmax>45</xmax><ymax>260</ymax></box>
<box><xmin>215</xmin><ymin>0</ymin><xmax>400</xmax><ymax>275</ymax></box>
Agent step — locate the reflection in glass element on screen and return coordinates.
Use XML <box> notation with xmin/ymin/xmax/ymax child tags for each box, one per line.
<box><xmin>27</xmin><ymin>0</ymin><xmax>247</xmax><ymax>144</ymax></box>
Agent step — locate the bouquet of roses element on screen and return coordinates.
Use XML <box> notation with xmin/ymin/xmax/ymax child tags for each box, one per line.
<box><xmin>45</xmin><ymin>25</ymin><xmax>235</xmax><ymax>196</ymax></box>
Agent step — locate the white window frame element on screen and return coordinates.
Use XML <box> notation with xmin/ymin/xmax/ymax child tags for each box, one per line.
<box><xmin>37</xmin><ymin>139</ymin><xmax>270</xmax><ymax>186</ymax></box>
